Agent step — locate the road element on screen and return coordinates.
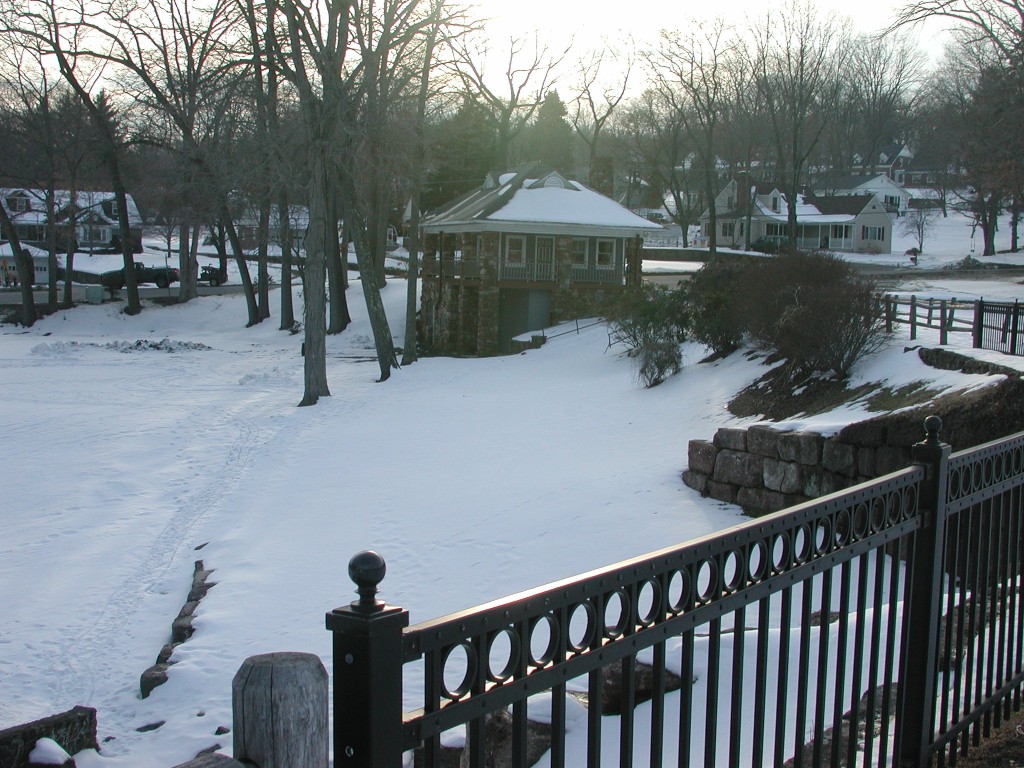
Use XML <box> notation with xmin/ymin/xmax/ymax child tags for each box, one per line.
<box><xmin>0</xmin><ymin>282</ymin><xmax>245</xmax><ymax>306</ymax></box>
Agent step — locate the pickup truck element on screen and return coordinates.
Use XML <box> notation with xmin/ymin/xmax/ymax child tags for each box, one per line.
<box><xmin>100</xmin><ymin>262</ymin><xmax>180</xmax><ymax>290</ymax></box>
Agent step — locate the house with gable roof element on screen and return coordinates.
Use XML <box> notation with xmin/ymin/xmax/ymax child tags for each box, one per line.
<box><xmin>419</xmin><ymin>162</ymin><xmax>659</xmax><ymax>355</ymax></box>
<box><xmin>0</xmin><ymin>188</ymin><xmax>143</xmax><ymax>253</ymax></box>
<box><xmin>700</xmin><ymin>179</ymin><xmax>893</xmax><ymax>254</ymax></box>
<box><xmin>813</xmin><ymin>173</ymin><xmax>912</xmax><ymax>217</ymax></box>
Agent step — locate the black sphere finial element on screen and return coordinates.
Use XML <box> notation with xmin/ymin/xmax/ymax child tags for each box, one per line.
<box><xmin>924</xmin><ymin>415</ymin><xmax>943</xmax><ymax>446</ymax></box>
<box><xmin>348</xmin><ymin>550</ymin><xmax>386</xmax><ymax>612</ymax></box>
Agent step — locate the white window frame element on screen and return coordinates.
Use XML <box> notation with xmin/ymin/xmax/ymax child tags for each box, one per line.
<box><xmin>595</xmin><ymin>239</ymin><xmax>615</xmax><ymax>269</ymax></box>
<box><xmin>505</xmin><ymin>234</ymin><xmax>526</xmax><ymax>265</ymax></box>
<box><xmin>9</xmin><ymin>196</ymin><xmax>28</xmax><ymax>213</ymax></box>
<box><xmin>861</xmin><ymin>225</ymin><xmax>885</xmax><ymax>242</ymax></box>
<box><xmin>571</xmin><ymin>238</ymin><xmax>588</xmax><ymax>266</ymax></box>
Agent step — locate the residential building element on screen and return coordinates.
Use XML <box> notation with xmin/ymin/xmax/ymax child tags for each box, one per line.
<box><xmin>419</xmin><ymin>162</ymin><xmax>659</xmax><ymax>355</ymax></box>
<box><xmin>0</xmin><ymin>188</ymin><xmax>143</xmax><ymax>253</ymax></box>
<box><xmin>701</xmin><ymin>179</ymin><xmax>893</xmax><ymax>254</ymax></box>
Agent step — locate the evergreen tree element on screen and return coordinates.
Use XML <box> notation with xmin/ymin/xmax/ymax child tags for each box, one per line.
<box><xmin>423</xmin><ymin>97</ymin><xmax>497</xmax><ymax>210</ymax></box>
<box><xmin>521</xmin><ymin>91</ymin><xmax>575</xmax><ymax>174</ymax></box>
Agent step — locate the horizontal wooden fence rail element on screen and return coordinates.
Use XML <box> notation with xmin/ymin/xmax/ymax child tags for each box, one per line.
<box><xmin>883</xmin><ymin>296</ymin><xmax>1023</xmax><ymax>355</ymax></box>
<box><xmin>326</xmin><ymin>418</ymin><xmax>1024</xmax><ymax>768</ymax></box>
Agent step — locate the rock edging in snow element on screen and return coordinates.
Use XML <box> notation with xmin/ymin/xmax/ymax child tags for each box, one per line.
<box><xmin>140</xmin><ymin>559</ymin><xmax>217</xmax><ymax>699</ymax></box>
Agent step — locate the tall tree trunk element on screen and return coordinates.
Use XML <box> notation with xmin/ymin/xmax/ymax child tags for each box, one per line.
<box><xmin>327</xmin><ymin>183</ymin><xmax>350</xmax><ymax>334</ymax></box>
<box><xmin>0</xmin><ymin>204</ymin><xmax>36</xmax><ymax>326</ymax></box>
<box><xmin>178</xmin><ymin>223</ymin><xmax>199</xmax><ymax>301</ymax></box>
<box><xmin>257</xmin><ymin>196</ymin><xmax>272</xmax><ymax>320</ymax></box>
<box><xmin>348</xmin><ymin>210</ymin><xmax>398</xmax><ymax>382</ymax></box>
<box><xmin>401</xmin><ymin>202</ymin><xmax>420</xmax><ymax>365</ymax></box>
<box><xmin>222</xmin><ymin>212</ymin><xmax>261</xmax><ymax>326</ymax></box>
<box><xmin>299</xmin><ymin>144</ymin><xmax>331</xmax><ymax>405</ymax></box>
<box><xmin>277</xmin><ymin>194</ymin><xmax>296</xmax><ymax>330</ymax></box>
<box><xmin>45</xmin><ymin>187</ymin><xmax>58</xmax><ymax>313</ymax></box>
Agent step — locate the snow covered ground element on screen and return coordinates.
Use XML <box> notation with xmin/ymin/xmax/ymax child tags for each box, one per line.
<box><xmin>1</xmin><ymin>221</ymin><xmax>1022</xmax><ymax>766</ymax></box>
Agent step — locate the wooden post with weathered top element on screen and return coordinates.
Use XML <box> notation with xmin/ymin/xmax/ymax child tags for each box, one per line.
<box><xmin>232</xmin><ymin>652</ymin><xmax>328</xmax><ymax>768</ymax></box>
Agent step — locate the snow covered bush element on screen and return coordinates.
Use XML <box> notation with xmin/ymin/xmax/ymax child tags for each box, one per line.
<box><xmin>608</xmin><ymin>284</ymin><xmax>689</xmax><ymax>387</ymax></box>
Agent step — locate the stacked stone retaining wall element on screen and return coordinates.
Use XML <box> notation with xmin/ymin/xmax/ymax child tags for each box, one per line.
<box><xmin>683</xmin><ymin>424</ymin><xmax>913</xmax><ymax>515</ymax></box>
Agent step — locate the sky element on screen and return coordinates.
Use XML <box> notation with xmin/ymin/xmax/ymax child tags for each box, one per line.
<box><xmin>465</xmin><ymin>0</ymin><xmax>955</xmax><ymax>87</ymax></box>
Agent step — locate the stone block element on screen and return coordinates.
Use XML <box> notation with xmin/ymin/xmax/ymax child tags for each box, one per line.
<box><xmin>857</xmin><ymin>447</ymin><xmax>876</xmax><ymax>477</ymax></box>
<box><xmin>713</xmin><ymin>450</ymin><xmax>764</xmax><ymax>488</ymax></box>
<box><xmin>737</xmin><ymin>487</ymin><xmax>804</xmax><ymax>515</ymax></box>
<box><xmin>763</xmin><ymin>459</ymin><xmax>803</xmax><ymax>494</ymax></box>
<box><xmin>874</xmin><ymin>446</ymin><xmax>910</xmax><ymax>476</ymax></box>
<box><xmin>140</xmin><ymin>663</ymin><xmax>171</xmax><ymax>699</ymax></box>
<box><xmin>822</xmin><ymin>441</ymin><xmax>858</xmax><ymax>477</ymax></box>
<box><xmin>777</xmin><ymin>432</ymin><xmax>823</xmax><ymax>465</ymax></box>
<box><xmin>803</xmin><ymin>469</ymin><xmax>841</xmax><ymax>498</ymax></box>
<box><xmin>706</xmin><ymin>481</ymin><xmax>737</xmax><ymax>504</ymax></box>
<box><xmin>687</xmin><ymin>440</ymin><xmax>717</xmax><ymax>474</ymax></box>
<box><xmin>713</xmin><ymin>428</ymin><xmax>747</xmax><ymax>451</ymax></box>
<box><xmin>681</xmin><ymin>470</ymin><xmax>708</xmax><ymax>496</ymax></box>
<box><xmin>746</xmin><ymin>425</ymin><xmax>780</xmax><ymax>458</ymax></box>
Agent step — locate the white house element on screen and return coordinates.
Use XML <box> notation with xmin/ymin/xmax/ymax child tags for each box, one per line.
<box><xmin>814</xmin><ymin>173</ymin><xmax>912</xmax><ymax>217</ymax></box>
<box><xmin>0</xmin><ymin>188</ymin><xmax>144</xmax><ymax>252</ymax></box>
<box><xmin>701</xmin><ymin>179</ymin><xmax>894</xmax><ymax>254</ymax></box>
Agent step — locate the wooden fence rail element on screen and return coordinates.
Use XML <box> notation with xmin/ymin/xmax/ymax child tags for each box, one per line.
<box><xmin>883</xmin><ymin>295</ymin><xmax>1023</xmax><ymax>354</ymax></box>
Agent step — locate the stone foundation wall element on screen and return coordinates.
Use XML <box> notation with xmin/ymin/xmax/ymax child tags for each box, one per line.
<box><xmin>683</xmin><ymin>424</ymin><xmax>913</xmax><ymax>515</ymax></box>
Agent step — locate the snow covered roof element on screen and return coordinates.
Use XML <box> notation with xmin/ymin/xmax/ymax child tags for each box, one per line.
<box><xmin>422</xmin><ymin>162</ymin><xmax>661</xmax><ymax>237</ymax></box>
<box><xmin>0</xmin><ymin>188</ymin><xmax>143</xmax><ymax>227</ymax></box>
<box><xmin>747</xmin><ymin>193</ymin><xmax>884</xmax><ymax>224</ymax></box>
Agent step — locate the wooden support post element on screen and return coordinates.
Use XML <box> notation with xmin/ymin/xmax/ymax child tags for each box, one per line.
<box><xmin>940</xmin><ymin>300</ymin><xmax>948</xmax><ymax>346</ymax></box>
<box><xmin>910</xmin><ymin>295</ymin><xmax>917</xmax><ymax>340</ymax></box>
<box><xmin>885</xmin><ymin>297</ymin><xmax>893</xmax><ymax>333</ymax></box>
<box><xmin>232</xmin><ymin>652</ymin><xmax>329</xmax><ymax>768</ymax></box>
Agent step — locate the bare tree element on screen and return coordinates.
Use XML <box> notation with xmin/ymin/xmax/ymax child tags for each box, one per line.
<box><xmin>0</xmin><ymin>2</ymin><xmax>145</xmax><ymax>314</ymax></box>
<box><xmin>892</xmin><ymin>0</ymin><xmax>1024</xmax><ymax>73</ymax></box>
<box><xmin>899</xmin><ymin>207</ymin><xmax>939</xmax><ymax>253</ymax></box>
<box><xmin>450</xmin><ymin>32</ymin><xmax>567</xmax><ymax>168</ymax></box>
<box><xmin>647</xmin><ymin>20</ymin><xmax>741</xmax><ymax>254</ymax></box>
<box><xmin>749</xmin><ymin>1</ymin><xmax>850</xmax><ymax>249</ymax></box>
<box><xmin>569</xmin><ymin>46</ymin><xmax>633</xmax><ymax>193</ymax></box>
<box><xmin>619</xmin><ymin>89</ymin><xmax>703</xmax><ymax>242</ymax></box>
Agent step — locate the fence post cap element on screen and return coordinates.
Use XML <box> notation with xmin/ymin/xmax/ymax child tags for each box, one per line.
<box><xmin>924</xmin><ymin>415</ymin><xmax>942</xmax><ymax>445</ymax></box>
<box><xmin>348</xmin><ymin>550</ymin><xmax>386</xmax><ymax>613</ymax></box>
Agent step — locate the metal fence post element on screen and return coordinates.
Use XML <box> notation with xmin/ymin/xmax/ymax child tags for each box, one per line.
<box><xmin>973</xmin><ymin>299</ymin><xmax>984</xmax><ymax>348</ymax></box>
<box><xmin>895</xmin><ymin>416</ymin><xmax>951</xmax><ymax>767</ymax></box>
<box><xmin>325</xmin><ymin>551</ymin><xmax>409</xmax><ymax>768</ymax></box>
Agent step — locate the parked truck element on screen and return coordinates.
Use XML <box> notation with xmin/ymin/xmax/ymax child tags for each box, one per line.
<box><xmin>100</xmin><ymin>262</ymin><xmax>180</xmax><ymax>290</ymax></box>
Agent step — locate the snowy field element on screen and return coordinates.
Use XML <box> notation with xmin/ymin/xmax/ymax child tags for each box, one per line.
<box><xmin>1</xmin><ymin>216</ymin><xmax>1023</xmax><ymax>766</ymax></box>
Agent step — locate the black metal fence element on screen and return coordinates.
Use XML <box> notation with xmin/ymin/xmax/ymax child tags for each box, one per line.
<box><xmin>883</xmin><ymin>295</ymin><xmax>1024</xmax><ymax>355</ymax></box>
<box><xmin>326</xmin><ymin>418</ymin><xmax>1024</xmax><ymax>767</ymax></box>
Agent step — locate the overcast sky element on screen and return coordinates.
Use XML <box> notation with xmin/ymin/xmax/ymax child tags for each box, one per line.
<box><xmin>465</xmin><ymin>0</ymin><xmax>954</xmax><ymax>82</ymax></box>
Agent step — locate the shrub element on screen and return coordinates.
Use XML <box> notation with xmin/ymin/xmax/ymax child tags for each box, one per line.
<box><xmin>607</xmin><ymin>284</ymin><xmax>689</xmax><ymax>387</ymax></box>
<box><xmin>685</xmin><ymin>256</ymin><xmax>751</xmax><ymax>356</ymax></box>
<box><xmin>732</xmin><ymin>251</ymin><xmax>886</xmax><ymax>378</ymax></box>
